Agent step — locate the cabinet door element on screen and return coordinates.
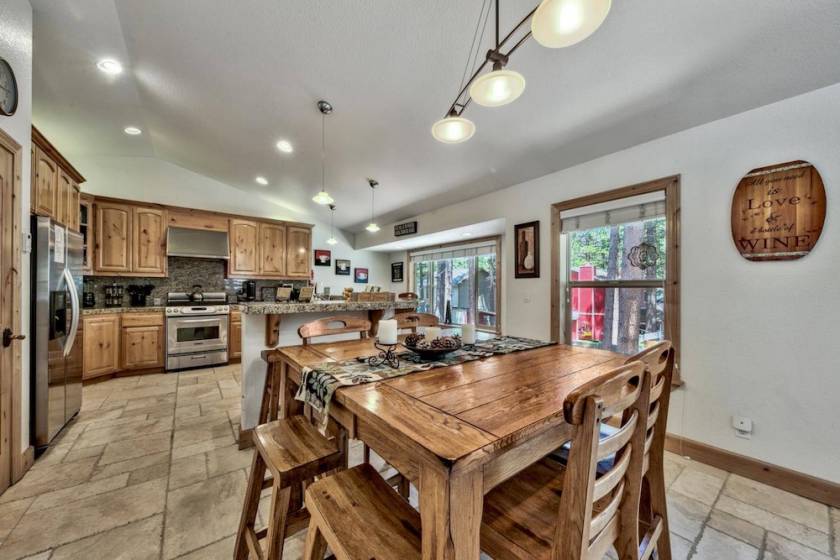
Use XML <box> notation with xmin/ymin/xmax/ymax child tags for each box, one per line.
<box><xmin>82</xmin><ymin>315</ymin><xmax>120</xmax><ymax>378</ymax></box>
<box><xmin>95</xmin><ymin>202</ymin><xmax>132</xmax><ymax>273</ymax></box>
<box><xmin>79</xmin><ymin>196</ymin><xmax>94</xmax><ymax>275</ymax></box>
<box><xmin>258</xmin><ymin>222</ymin><xmax>286</xmax><ymax>276</ymax></box>
<box><xmin>229</xmin><ymin>219</ymin><xmax>258</xmax><ymax>275</ymax></box>
<box><xmin>132</xmin><ymin>206</ymin><xmax>167</xmax><ymax>275</ymax></box>
<box><xmin>67</xmin><ymin>183</ymin><xmax>81</xmax><ymax>231</ymax></box>
<box><xmin>122</xmin><ymin>325</ymin><xmax>164</xmax><ymax>370</ymax></box>
<box><xmin>56</xmin><ymin>171</ymin><xmax>71</xmax><ymax>225</ymax></box>
<box><xmin>229</xmin><ymin>315</ymin><xmax>242</xmax><ymax>359</ymax></box>
<box><xmin>33</xmin><ymin>147</ymin><xmax>58</xmax><ymax>217</ymax></box>
<box><xmin>285</xmin><ymin>226</ymin><xmax>312</xmax><ymax>278</ymax></box>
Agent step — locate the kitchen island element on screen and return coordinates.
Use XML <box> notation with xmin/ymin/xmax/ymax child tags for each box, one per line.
<box><xmin>238</xmin><ymin>299</ymin><xmax>416</xmax><ymax>437</ymax></box>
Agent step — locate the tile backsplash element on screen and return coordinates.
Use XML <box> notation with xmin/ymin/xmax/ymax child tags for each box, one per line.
<box><xmin>84</xmin><ymin>257</ymin><xmax>306</xmax><ymax>308</ymax></box>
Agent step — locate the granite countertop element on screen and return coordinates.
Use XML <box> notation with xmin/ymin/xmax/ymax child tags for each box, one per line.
<box><xmin>82</xmin><ymin>306</ymin><xmax>166</xmax><ymax>315</ymax></box>
<box><xmin>239</xmin><ymin>300</ymin><xmax>417</xmax><ymax>315</ymax></box>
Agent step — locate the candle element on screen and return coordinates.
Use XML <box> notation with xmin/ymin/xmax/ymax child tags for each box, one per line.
<box><xmin>461</xmin><ymin>323</ymin><xmax>476</xmax><ymax>345</ymax></box>
<box><xmin>424</xmin><ymin>326</ymin><xmax>442</xmax><ymax>341</ymax></box>
<box><xmin>378</xmin><ymin>319</ymin><xmax>398</xmax><ymax>345</ymax></box>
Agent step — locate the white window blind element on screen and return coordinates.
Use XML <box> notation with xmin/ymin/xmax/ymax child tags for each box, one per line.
<box><xmin>409</xmin><ymin>240</ymin><xmax>496</xmax><ymax>263</ymax></box>
<box><xmin>561</xmin><ymin>200</ymin><xmax>665</xmax><ymax>233</ymax></box>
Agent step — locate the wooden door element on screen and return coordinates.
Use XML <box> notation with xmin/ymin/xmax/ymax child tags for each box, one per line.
<box><xmin>33</xmin><ymin>147</ymin><xmax>58</xmax><ymax>218</ymax></box>
<box><xmin>258</xmin><ymin>222</ymin><xmax>286</xmax><ymax>276</ymax></box>
<box><xmin>94</xmin><ymin>202</ymin><xmax>132</xmax><ymax>273</ymax></box>
<box><xmin>122</xmin><ymin>325</ymin><xmax>164</xmax><ymax>370</ymax></box>
<box><xmin>67</xmin><ymin>183</ymin><xmax>81</xmax><ymax>231</ymax></box>
<box><xmin>132</xmin><ymin>206</ymin><xmax>167</xmax><ymax>275</ymax></box>
<box><xmin>82</xmin><ymin>315</ymin><xmax>120</xmax><ymax>378</ymax></box>
<box><xmin>229</xmin><ymin>312</ymin><xmax>242</xmax><ymax>359</ymax></box>
<box><xmin>285</xmin><ymin>225</ymin><xmax>311</xmax><ymax>278</ymax></box>
<box><xmin>56</xmin><ymin>171</ymin><xmax>71</xmax><ymax>225</ymax></box>
<box><xmin>229</xmin><ymin>219</ymin><xmax>258</xmax><ymax>276</ymax></box>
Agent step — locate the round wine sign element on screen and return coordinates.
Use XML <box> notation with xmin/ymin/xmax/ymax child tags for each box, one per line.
<box><xmin>731</xmin><ymin>160</ymin><xmax>826</xmax><ymax>261</ymax></box>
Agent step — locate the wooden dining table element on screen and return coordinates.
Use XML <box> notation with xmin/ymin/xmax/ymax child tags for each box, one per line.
<box><xmin>269</xmin><ymin>338</ymin><xmax>625</xmax><ymax>560</ymax></box>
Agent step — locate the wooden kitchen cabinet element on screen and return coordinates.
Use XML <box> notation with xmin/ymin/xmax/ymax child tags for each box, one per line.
<box><xmin>95</xmin><ymin>201</ymin><xmax>133</xmax><ymax>273</ymax></box>
<box><xmin>229</xmin><ymin>311</ymin><xmax>242</xmax><ymax>359</ymax></box>
<box><xmin>229</xmin><ymin>219</ymin><xmax>258</xmax><ymax>276</ymax></box>
<box><xmin>258</xmin><ymin>222</ymin><xmax>286</xmax><ymax>277</ymax></box>
<box><xmin>33</xmin><ymin>146</ymin><xmax>59</xmax><ymax>218</ymax></box>
<box><xmin>132</xmin><ymin>206</ymin><xmax>167</xmax><ymax>276</ymax></box>
<box><xmin>31</xmin><ymin>127</ymin><xmax>86</xmax><ymax>228</ymax></box>
<box><xmin>121</xmin><ymin>313</ymin><xmax>165</xmax><ymax>370</ymax></box>
<box><xmin>68</xmin><ymin>182</ymin><xmax>81</xmax><ymax>231</ymax></box>
<box><xmin>79</xmin><ymin>195</ymin><xmax>94</xmax><ymax>275</ymax></box>
<box><xmin>57</xmin><ymin>170</ymin><xmax>71</xmax><ymax>226</ymax></box>
<box><xmin>82</xmin><ymin>314</ymin><xmax>120</xmax><ymax>378</ymax></box>
<box><xmin>286</xmin><ymin>225</ymin><xmax>312</xmax><ymax>278</ymax></box>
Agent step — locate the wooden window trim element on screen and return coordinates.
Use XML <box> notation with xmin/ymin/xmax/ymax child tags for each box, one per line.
<box><xmin>407</xmin><ymin>235</ymin><xmax>502</xmax><ymax>335</ymax></box>
<box><xmin>550</xmin><ymin>176</ymin><xmax>681</xmax><ymax>384</ymax></box>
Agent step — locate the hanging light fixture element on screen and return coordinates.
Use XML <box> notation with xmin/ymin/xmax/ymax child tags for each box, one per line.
<box><xmin>531</xmin><ymin>0</ymin><xmax>611</xmax><ymax>48</ymax></box>
<box><xmin>326</xmin><ymin>204</ymin><xmax>338</xmax><ymax>245</ymax></box>
<box><xmin>434</xmin><ymin>0</ymin><xmax>610</xmax><ymax>142</ymax></box>
<box><xmin>312</xmin><ymin>100</ymin><xmax>335</xmax><ymax>205</ymax></box>
<box><xmin>365</xmin><ymin>179</ymin><xmax>381</xmax><ymax>233</ymax></box>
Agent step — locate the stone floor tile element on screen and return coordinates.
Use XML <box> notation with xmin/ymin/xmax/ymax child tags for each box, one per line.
<box><xmin>707</xmin><ymin>509</ymin><xmax>765</xmax><ymax>548</ymax></box>
<box><xmin>173</xmin><ymin>420</ymin><xmax>235</xmax><ymax>449</ymax></box>
<box><xmin>0</xmin><ymin>498</ymin><xmax>33</xmax><ymax>540</ymax></box>
<box><xmin>716</xmin><ymin>494</ymin><xmax>830</xmax><ymax>553</ymax></box>
<box><xmin>723</xmin><ymin>474</ymin><xmax>830</xmax><ymax>532</ymax></box>
<box><xmin>29</xmin><ymin>473</ymin><xmax>129</xmax><ymax>513</ymax></box>
<box><xmin>99</xmin><ymin>431</ymin><xmax>172</xmax><ymax>465</ymax></box>
<box><xmin>205</xmin><ymin>445</ymin><xmax>252</xmax><ymax>478</ymax></box>
<box><xmin>128</xmin><ymin>461</ymin><xmax>171</xmax><ymax>485</ymax></box>
<box><xmin>62</xmin><ymin>443</ymin><xmax>105</xmax><ymax>463</ymax></box>
<box><xmin>163</xmin><ymin>470</ymin><xmax>247</xmax><ymax>559</ymax></box>
<box><xmin>669</xmin><ymin>532</ymin><xmax>693</xmax><ymax>560</ymax></box>
<box><xmin>90</xmin><ymin>451</ymin><xmax>170</xmax><ymax>481</ymax></box>
<box><xmin>174</xmin><ymin>535</ymin><xmax>235</xmax><ymax>559</ymax></box>
<box><xmin>764</xmin><ymin>532</ymin><xmax>834</xmax><ymax>560</ymax></box>
<box><xmin>693</xmin><ymin>527</ymin><xmax>759</xmax><ymax>559</ymax></box>
<box><xmin>19</xmin><ymin>552</ymin><xmax>51</xmax><ymax>560</ymax></box>
<box><xmin>26</xmin><ymin>442</ymin><xmax>73</xmax><ymax>469</ymax></box>
<box><xmin>0</xmin><ymin>458</ymin><xmax>98</xmax><ymax>503</ymax></box>
<box><xmin>174</xmin><ymin>404</ymin><xmax>201</xmax><ymax>419</ymax></box>
<box><xmin>171</xmin><ymin>434</ymin><xmax>234</xmax><ymax>460</ymax></box>
<box><xmin>667</xmin><ymin>491</ymin><xmax>712</xmax><ymax>542</ymax></box>
<box><xmin>0</xmin><ymin>478</ymin><xmax>166</xmax><ymax>559</ymax></box>
<box><xmin>670</xmin><ymin>468</ymin><xmax>725</xmax><ymax>506</ymax></box>
<box><xmin>169</xmin><ymin>454</ymin><xmax>207</xmax><ymax>490</ymax></box>
<box><xmin>74</xmin><ymin>417</ymin><xmax>173</xmax><ymax>448</ymax></box>
<box><xmin>49</xmin><ymin>514</ymin><xmax>163</xmax><ymax>560</ymax></box>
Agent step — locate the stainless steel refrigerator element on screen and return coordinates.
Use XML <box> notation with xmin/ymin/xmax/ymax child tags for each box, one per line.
<box><xmin>30</xmin><ymin>216</ymin><xmax>83</xmax><ymax>452</ymax></box>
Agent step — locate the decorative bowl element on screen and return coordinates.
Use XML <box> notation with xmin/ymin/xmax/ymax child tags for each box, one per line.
<box><xmin>403</xmin><ymin>335</ymin><xmax>462</xmax><ymax>360</ymax></box>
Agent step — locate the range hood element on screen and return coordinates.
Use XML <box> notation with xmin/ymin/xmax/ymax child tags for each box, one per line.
<box><xmin>167</xmin><ymin>227</ymin><xmax>230</xmax><ymax>259</ymax></box>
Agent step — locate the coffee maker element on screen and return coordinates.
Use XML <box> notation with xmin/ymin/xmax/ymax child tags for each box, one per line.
<box><xmin>243</xmin><ymin>280</ymin><xmax>257</xmax><ymax>301</ymax></box>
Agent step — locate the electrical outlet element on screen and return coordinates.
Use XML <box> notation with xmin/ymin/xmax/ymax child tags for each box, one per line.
<box><xmin>732</xmin><ymin>415</ymin><xmax>753</xmax><ymax>439</ymax></box>
<box><xmin>523</xmin><ymin>295</ymin><xmax>531</xmax><ymax>304</ymax></box>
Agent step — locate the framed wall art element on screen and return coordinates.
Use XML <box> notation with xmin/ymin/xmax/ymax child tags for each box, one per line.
<box><xmin>335</xmin><ymin>259</ymin><xmax>351</xmax><ymax>275</ymax></box>
<box><xmin>514</xmin><ymin>221</ymin><xmax>540</xmax><ymax>278</ymax></box>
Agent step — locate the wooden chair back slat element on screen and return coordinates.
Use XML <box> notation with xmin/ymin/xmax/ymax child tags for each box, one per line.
<box><xmin>563</xmin><ymin>363</ymin><xmax>644</xmax><ymax>425</ymax></box>
<box><xmin>597</xmin><ymin>410</ymin><xmax>638</xmax><ymax>460</ymax></box>
<box><xmin>397</xmin><ymin>292</ymin><xmax>418</xmax><ymax>300</ymax></box>
<box><xmin>395</xmin><ymin>312</ymin><xmax>439</xmax><ymax>332</ymax></box>
<box><xmin>588</xmin><ymin>515</ymin><xmax>620</xmax><ymax>560</ymax></box>
<box><xmin>590</xmin><ymin>480</ymin><xmax>624</xmax><ymax>537</ymax></box>
<box><xmin>298</xmin><ymin>316</ymin><xmax>371</xmax><ymax>345</ymax></box>
<box><xmin>593</xmin><ymin>447</ymin><xmax>631</xmax><ymax>502</ymax></box>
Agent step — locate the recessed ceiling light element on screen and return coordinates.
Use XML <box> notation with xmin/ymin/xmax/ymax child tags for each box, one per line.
<box><xmin>255</xmin><ymin>176</ymin><xmax>268</xmax><ymax>185</ymax></box>
<box><xmin>123</xmin><ymin>126</ymin><xmax>142</xmax><ymax>135</ymax></box>
<box><xmin>462</xmin><ymin>232</ymin><xmax>473</xmax><ymax>237</ymax></box>
<box><xmin>276</xmin><ymin>139</ymin><xmax>294</xmax><ymax>153</ymax></box>
<box><xmin>97</xmin><ymin>58</ymin><xmax>123</xmax><ymax>75</ymax></box>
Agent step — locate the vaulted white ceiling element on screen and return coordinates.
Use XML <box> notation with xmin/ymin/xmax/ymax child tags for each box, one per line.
<box><xmin>31</xmin><ymin>0</ymin><xmax>840</xmax><ymax>230</ymax></box>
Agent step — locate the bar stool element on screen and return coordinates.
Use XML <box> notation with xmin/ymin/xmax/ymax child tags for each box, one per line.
<box><xmin>235</xmin><ymin>416</ymin><xmax>344</xmax><ymax>560</ymax></box>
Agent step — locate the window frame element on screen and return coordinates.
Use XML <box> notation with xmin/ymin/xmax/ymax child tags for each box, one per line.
<box><xmin>407</xmin><ymin>235</ymin><xmax>502</xmax><ymax>335</ymax></box>
<box><xmin>550</xmin><ymin>176</ymin><xmax>681</xmax><ymax>384</ymax></box>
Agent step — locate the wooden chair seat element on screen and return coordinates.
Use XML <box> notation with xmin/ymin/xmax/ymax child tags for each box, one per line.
<box><xmin>303</xmin><ymin>463</ymin><xmax>422</xmax><ymax>560</ymax></box>
<box><xmin>253</xmin><ymin>416</ymin><xmax>342</xmax><ymax>482</ymax></box>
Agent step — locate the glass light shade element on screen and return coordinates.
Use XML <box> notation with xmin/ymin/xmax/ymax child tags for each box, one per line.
<box><xmin>123</xmin><ymin>126</ymin><xmax>142</xmax><ymax>135</ymax></box>
<box><xmin>326</xmin><ymin>236</ymin><xmax>338</xmax><ymax>245</ymax></box>
<box><xmin>531</xmin><ymin>0</ymin><xmax>611</xmax><ymax>48</ymax></box>
<box><xmin>312</xmin><ymin>190</ymin><xmax>334</xmax><ymax>205</ymax></box>
<box><xmin>431</xmin><ymin>116</ymin><xmax>475</xmax><ymax>144</ymax></box>
<box><xmin>365</xmin><ymin>223</ymin><xmax>381</xmax><ymax>233</ymax></box>
<box><xmin>469</xmin><ymin>69</ymin><xmax>526</xmax><ymax>107</ymax></box>
<box><xmin>97</xmin><ymin>58</ymin><xmax>123</xmax><ymax>75</ymax></box>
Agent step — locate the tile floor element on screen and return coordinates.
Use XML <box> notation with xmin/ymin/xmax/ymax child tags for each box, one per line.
<box><xmin>0</xmin><ymin>366</ymin><xmax>837</xmax><ymax>559</ymax></box>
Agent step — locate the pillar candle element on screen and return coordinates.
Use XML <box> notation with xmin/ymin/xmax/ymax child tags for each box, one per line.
<box><xmin>378</xmin><ymin>319</ymin><xmax>398</xmax><ymax>345</ymax></box>
<box><xmin>424</xmin><ymin>326</ymin><xmax>442</xmax><ymax>341</ymax></box>
<box><xmin>461</xmin><ymin>323</ymin><xmax>476</xmax><ymax>345</ymax></box>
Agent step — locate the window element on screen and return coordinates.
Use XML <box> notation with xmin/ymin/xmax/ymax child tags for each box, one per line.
<box><xmin>409</xmin><ymin>239</ymin><xmax>500</xmax><ymax>332</ymax></box>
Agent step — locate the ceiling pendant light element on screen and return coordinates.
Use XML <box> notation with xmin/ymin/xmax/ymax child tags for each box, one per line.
<box><xmin>326</xmin><ymin>204</ymin><xmax>338</xmax><ymax>245</ymax></box>
<box><xmin>531</xmin><ymin>0</ymin><xmax>611</xmax><ymax>48</ymax></box>
<box><xmin>431</xmin><ymin>111</ymin><xmax>476</xmax><ymax>144</ymax></box>
<box><xmin>469</xmin><ymin>66</ymin><xmax>526</xmax><ymax>107</ymax></box>
<box><xmin>365</xmin><ymin>179</ymin><xmax>381</xmax><ymax>233</ymax></box>
<box><xmin>312</xmin><ymin>100</ymin><xmax>335</xmax><ymax>206</ymax></box>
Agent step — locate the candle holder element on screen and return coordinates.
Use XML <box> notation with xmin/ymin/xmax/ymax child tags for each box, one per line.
<box><xmin>367</xmin><ymin>340</ymin><xmax>400</xmax><ymax>369</ymax></box>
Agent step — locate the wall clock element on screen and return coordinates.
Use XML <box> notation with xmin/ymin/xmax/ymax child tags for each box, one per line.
<box><xmin>0</xmin><ymin>57</ymin><xmax>19</xmax><ymax>117</ymax></box>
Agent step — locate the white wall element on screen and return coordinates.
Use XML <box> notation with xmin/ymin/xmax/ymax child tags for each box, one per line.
<box><xmin>74</xmin><ymin>155</ymin><xmax>391</xmax><ymax>289</ymax></box>
<box><xmin>357</xmin><ymin>83</ymin><xmax>840</xmax><ymax>482</ymax></box>
<box><xmin>1</xmin><ymin>0</ymin><xmax>33</xmax><ymax>453</ymax></box>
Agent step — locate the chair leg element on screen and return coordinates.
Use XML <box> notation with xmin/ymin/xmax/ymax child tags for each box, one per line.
<box><xmin>235</xmin><ymin>450</ymin><xmax>267</xmax><ymax>560</ymax></box>
<box><xmin>362</xmin><ymin>443</ymin><xmax>370</xmax><ymax>464</ymax></box>
<box><xmin>647</xmin><ymin>463</ymin><xmax>672</xmax><ymax>560</ymax></box>
<box><xmin>303</xmin><ymin>521</ymin><xmax>328</xmax><ymax>560</ymax></box>
<box><xmin>265</xmin><ymin>483</ymin><xmax>292</xmax><ymax>560</ymax></box>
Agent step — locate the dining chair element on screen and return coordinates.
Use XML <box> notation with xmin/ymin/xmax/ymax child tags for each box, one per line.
<box><xmin>625</xmin><ymin>341</ymin><xmax>675</xmax><ymax>560</ymax></box>
<box><xmin>297</xmin><ymin>315</ymin><xmax>371</xmax><ymax>345</ymax></box>
<box><xmin>397</xmin><ymin>291</ymin><xmax>419</xmax><ymax>300</ymax></box>
<box><xmin>395</xmin><ymin>312</ymin><xmax>439</xmax><ymax>333</ymax></box>
<box><xmin>481</xmin><ymin>360</ymin><xmax>656</xmax><ymax>560</ymax></box>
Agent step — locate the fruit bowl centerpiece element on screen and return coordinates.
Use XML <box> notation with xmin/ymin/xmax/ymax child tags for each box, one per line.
<box><xmin>403</xmin><ymin>333</ymin><xmax>462</xmax><ymax>359</ymax></box>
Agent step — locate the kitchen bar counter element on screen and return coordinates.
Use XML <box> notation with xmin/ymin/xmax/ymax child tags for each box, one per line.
<box><xmin>82</xmin><ymin>306</ymin><xmax>166</xmax><ymax>315</ymax></box>
<box><xmin>238</xmin><ymin>299</ymin><xmax>416</xmax><ymax>315</ymax></box>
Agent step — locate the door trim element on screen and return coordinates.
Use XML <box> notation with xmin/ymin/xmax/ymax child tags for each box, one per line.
<box><xmin>0</xmin><ymin>127</ymin><xmax>28</xmax><ymax>486</ymax></box>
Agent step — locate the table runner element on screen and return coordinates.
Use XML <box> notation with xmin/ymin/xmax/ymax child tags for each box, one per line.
<box><xmin>295</xmin><ymin>336</ymin><xmax>554</xmax><ymax>420</ymax></box>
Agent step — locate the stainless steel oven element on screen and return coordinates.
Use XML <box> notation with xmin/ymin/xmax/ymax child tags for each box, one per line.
<box><xmin>165</xmin><ymin>304</ymin><xmax>229</xmax><ymax>370</ymax></box>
